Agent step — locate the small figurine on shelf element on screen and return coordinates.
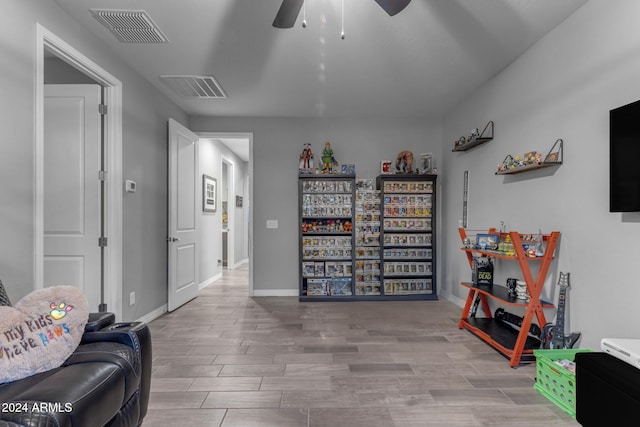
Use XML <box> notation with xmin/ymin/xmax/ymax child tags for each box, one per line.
<box><xmin>497</xmin><ymin>155</ymin><xmax>514</xmax><ymax>173</ymax></box>
<box><xmin>419</xmin><ymin>153</ymin><xmax>433</xmax><ymax>174</ymax></box>
<box><xmin>380</xmin><ymin>160</ymin><xmax>393</xmax><ymax>174</ymax></box>
<box><xmin>299</xmin><ymin>143</ymin><xmax>314</xmax><ymax>173</ymax></box>
<box><xmin>322</xmin><ymin>141</ymin><xmax>338</xmax><ymax>173</ymax></box>
<box><xmin>395</xmin><ymin>150</ymin><xmax>414</xmax><ymax>173</ymax></box>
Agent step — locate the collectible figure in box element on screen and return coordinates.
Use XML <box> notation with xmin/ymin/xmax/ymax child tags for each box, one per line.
<box><xmin>341</xmin><ymin>164</ymin><xmax>356</xmax><ymax>175</ymax></box>
<box><xmin>472</xmin><ymin>256</ymin><xmax>494</xmax><ymax>286</ymax></box>
<box><xmin>380</xmin><ymin>160</ymin><xmax>393</xmax><ymax>174</ymax></box>
<box><xmin>307</xmin><ymin>279</ymin><xmax>328</xmax><ymax>295</ymax></box>
<box><xmin>476</xmin><ymin>233</ymin><xmax>499</xmax><ymax>250</ymax></box>
<box><xmin>419</xmin><ymin>153</ymin><xmax>434</xmax><ymax>174</ymax></box>
<box><xmin>329</xmin><ymin>278</ymin><xmax>353</xmax><ymax>295</ymax></box>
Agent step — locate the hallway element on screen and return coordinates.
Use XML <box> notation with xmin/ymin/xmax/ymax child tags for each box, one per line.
<box><xmin>144</xmin><ymin>265</ymin><xmax>579</xmax><ymax>426</ymax></box>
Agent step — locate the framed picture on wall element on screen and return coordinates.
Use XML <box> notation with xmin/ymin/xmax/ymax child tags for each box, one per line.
<box><xmin>203</xmin><ymin>174</ymin><xmax>216</xmax><ymax>212</ymax></box>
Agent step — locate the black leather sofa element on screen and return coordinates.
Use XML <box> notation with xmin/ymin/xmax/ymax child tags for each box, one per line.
<box><xmin>0</xmin><ymin>312</ymin><xmax>152</xmax><ymax>427</ymax></box>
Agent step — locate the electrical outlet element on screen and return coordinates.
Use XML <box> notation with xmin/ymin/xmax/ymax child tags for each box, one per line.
<box><xmin>129</xmin><ymin>292</ymin><xmax>135</xmax><ymax>306</ymax></box>
<box><xmin>266</xmin><ymin>219</ymin><xmax>278</xmax><ymax>229</ymax></box>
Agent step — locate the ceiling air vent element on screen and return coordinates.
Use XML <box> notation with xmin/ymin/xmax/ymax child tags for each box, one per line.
<box><xmin>90</xmin><ymin>9</ymin><xmax>169</xmax><ymax>43</ymax></box>
<box><xmin>160</xmin><ymin>75</ymin><xmax>228</xmax><ymax>99</ymax></box>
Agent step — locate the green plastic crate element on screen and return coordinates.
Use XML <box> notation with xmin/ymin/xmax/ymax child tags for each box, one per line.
<box><xmin>533</xmin><ymin>349</ymin><xmax>592</xmax><ymax>418</ymax></box>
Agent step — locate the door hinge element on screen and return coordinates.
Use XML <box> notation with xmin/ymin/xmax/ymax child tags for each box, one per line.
<box><xmin>98</xmin><ymin>104</ymin><xmax>107</xmax><ymax>115</ymax></box>
<box><xmin>98</xmin><ymin>237</ymin><xmax>108</xmax><ymax>247</ymax></box>
<box><xmin>98</xmin><ymin>170</ymin><xmax>106</xmax><ymax>181</ymax></box>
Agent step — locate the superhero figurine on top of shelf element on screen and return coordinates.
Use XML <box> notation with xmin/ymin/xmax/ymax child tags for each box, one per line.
<box><xmin>395</xmin><ymin>150</ymin><xmax>414</xmax><ymax>174</ymax></box>
<box><xmin>322</xmin><ymin>141</ymin><xmax>339</xmax><ymax>173</ymax></box>
<box><xmin>299</xmin><ymin>143</ymin><xmax>314</xmax><ymax>174</ymax></box>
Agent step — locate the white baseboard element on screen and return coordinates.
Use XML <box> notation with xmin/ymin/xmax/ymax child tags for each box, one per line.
<box><xmin>252</xmin><ymin>289</ymin><xmax>298</xmax><ymax>297</ymax></box>
<box><xmin>229</xmin><ymin>258</ymin><xmax>248</xmax><ymax>269</ymax></box>
<box><xmin>200</xmin><ymin>272</ymin><xmax>223</xmax><ymax>289</ymax></box>
<box><xmin>440</xmin><ymin>291</ymin><xmax>466</xmax><ymax>308</ymax></box>
<box><xmin>135</xmin><ymin>304</ymin><xmax>167</xmax><ymax>324</ymax></box>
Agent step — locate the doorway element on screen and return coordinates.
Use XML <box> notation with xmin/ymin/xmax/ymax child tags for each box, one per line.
<box><xmin>36</xmin><ymin>24</ymin><xmax>123</xmax><ymax>318</ymax></box>
<box><xmin>198</xmin><ymin>132</ymin><xmax>253</xmax><ymax>295</ymax></box>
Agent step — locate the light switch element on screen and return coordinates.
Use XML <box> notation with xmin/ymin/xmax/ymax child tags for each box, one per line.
<box><xmin>266</xmin><ymin>220</ymin><xmax>278</xmax><ymax>229</ymax></box>
<box><xmin>125</xmin><ymin>180</ymin><xmax>137</xmax><ymax>193</ymax></box>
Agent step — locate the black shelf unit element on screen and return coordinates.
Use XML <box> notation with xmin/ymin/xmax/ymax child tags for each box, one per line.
<box><xmin>377</xmin><ymin>174</ymin><xmax>438</xmax><ymax>300</ymax></box>
<box><xmin>299</xmin><ymin>174</ymin><xmax>356</xmax><ymax>300</ymax></box>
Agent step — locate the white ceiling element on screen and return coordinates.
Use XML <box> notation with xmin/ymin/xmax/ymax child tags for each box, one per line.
<box><xmin>53</xmin><ymin>0</ymin><xmax>587</xmax><ymax>138</ymax></box>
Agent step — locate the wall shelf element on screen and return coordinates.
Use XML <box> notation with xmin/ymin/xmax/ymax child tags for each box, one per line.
<box><xmin>496</xmin><ymin>139</ymin><xmax>563</xmax><ymax>175</ymax></box>
<box><xmin>452</xmin><ymin>121</ymin><xmax>494</xmax><ymax>152</ymax></box>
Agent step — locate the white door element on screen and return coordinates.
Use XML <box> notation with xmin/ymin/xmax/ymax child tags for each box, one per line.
<box><xmin>43</xmin><ymin>84</ymin><xmax>102</xmax><ymax>311</ymax></box>
<box><xmin>168</xmin><ymin>119</ymin><xmax>199</xmax><ymax>311</ymax></box>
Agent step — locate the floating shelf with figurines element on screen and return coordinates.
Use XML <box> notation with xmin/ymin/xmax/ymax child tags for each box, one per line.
<box><xmin>496</xmin><ymin>139</ymin><xmax>563</xmax><ymax>175</ymax></box>
<box><xmin>452</xmin><ymin>121</ymin><xmax>494</xmax><ymax>152</ymax></box>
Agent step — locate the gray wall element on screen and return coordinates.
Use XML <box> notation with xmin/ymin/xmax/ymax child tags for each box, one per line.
<box><xmin>45</xmin><ymin>57</ymin><xmax>97</xmax><ymax>84</ymax></box>
<box><xmin>191</xmin><ymin>117</ymin><xmax>443</xmax><ymax>294</ymax></box>
<box><xmin>0</xmin><ymin>0</ymin><xmax>188</xmax><ymax>321</ymax></box>
<box><xmin>441</xmin><ymin>0</ymin><xmax>640</xmax><ymax>350</ymax></box>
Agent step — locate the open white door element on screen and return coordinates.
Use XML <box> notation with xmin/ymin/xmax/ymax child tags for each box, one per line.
<box><xmin>43</xmin><ymin>84</ymin><xmax>102</xmax><ymax>311</ymax></box>
<box><xmin>168</xmin><ymin>119</ymin><xmax>199</xmax><ymax>311</ymax></box>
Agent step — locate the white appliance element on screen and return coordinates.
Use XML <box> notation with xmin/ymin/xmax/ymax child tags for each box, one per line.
<box><xmin>601</xmin><ymin>338</ymin><xmax>640</xmax><ymax>369</ymax></box>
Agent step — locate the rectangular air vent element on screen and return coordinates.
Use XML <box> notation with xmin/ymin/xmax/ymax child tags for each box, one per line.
<box><xmin>91</xmin><ymin>9</ymin><xmax>169</xmax><ymax>43</ymax></box>
<box><xmin>160</xmin><ymin>75</ymin><xmax>227</xmax><ymax>99</ymax></box>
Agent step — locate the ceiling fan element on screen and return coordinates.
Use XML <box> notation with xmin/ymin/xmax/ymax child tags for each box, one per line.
<box><xmin>273</xmin><ymin>0</ymin><xmax>411</xmax><ymax>28</ymax></box>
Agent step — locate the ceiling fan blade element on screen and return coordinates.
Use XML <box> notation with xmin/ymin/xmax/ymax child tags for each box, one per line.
<box><xmin>374</xmin><ymin>0</ymin><xmax>411</xmax><ymax>16</ymax></box>
<box><xmin>273</xmin><ymin>0</ymin><xmax>304</xmax><ymax>28</ymax></box>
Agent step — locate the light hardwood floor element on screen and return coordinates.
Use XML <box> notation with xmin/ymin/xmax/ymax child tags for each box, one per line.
<box><xmin>144</xmin><ymin>265</ymin><xmax>581</xmax><ymax>426</ymax></box>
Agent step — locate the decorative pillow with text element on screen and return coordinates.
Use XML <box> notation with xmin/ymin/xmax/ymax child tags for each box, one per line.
<box><xmin>0</xmin><ymin>286</ymin><xmax>88</xmax><ymax>383</ymax></box>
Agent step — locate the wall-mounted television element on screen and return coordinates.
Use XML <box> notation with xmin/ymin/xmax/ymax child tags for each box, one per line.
<box><xmin>610</xmin><ymin>99</ymin><xmax>640</xmax><ymax>212</ymax></box>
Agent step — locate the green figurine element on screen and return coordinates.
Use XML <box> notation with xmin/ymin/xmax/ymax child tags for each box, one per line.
<box><xmin>322</xmin><ymin>141</ymin><xmax>335</xmax><ymax>173</ymax></box>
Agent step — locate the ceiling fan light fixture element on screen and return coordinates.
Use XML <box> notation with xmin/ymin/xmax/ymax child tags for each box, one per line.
<box><xmin>374</xmin><ymin>0</ymin><xmax>412</xmax><ymax>16</ymax></box>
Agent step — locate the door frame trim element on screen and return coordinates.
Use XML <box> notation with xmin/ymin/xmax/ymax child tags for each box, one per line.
<box><xmin>35</xmin><ymin>24</ymin><xmax>123</xmax><ymax>319</ymax></box>
<box><xmin>221</xmin><ymin>156</ymin><xmax>235</xmax><ymax>270</ymax></box>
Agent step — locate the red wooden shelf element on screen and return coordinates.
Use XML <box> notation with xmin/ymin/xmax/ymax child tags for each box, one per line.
<box><xmin>457</xmin><ymin>227</ymin><xmax>560</xmax><ymax>367</ymax></box>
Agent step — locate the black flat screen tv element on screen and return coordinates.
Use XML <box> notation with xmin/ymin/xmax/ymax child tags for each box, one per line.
<box><xmin>610</xmin><ymin>99</ymin><xmax>640</xmax><ymax>212</ymax></box>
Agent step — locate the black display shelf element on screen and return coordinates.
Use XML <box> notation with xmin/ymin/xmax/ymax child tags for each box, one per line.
<box><xmin>461</xmin><ymin>317</ymin><xmax>541</xmax><ymax>356</ymax></box>
<box><xmin>460</xmin><ymin>282</ymin><xmax>554</xmax><ymax>308</ymax></box>
<box><xmin>299</xmin><ymin>294</ymin><xmax>437</xmax><ymax>302</ymax></box>
<box><xmin>302</xmin><ymin>232</ymin><xmax>352</xmax><ymax>236</ymax></box>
